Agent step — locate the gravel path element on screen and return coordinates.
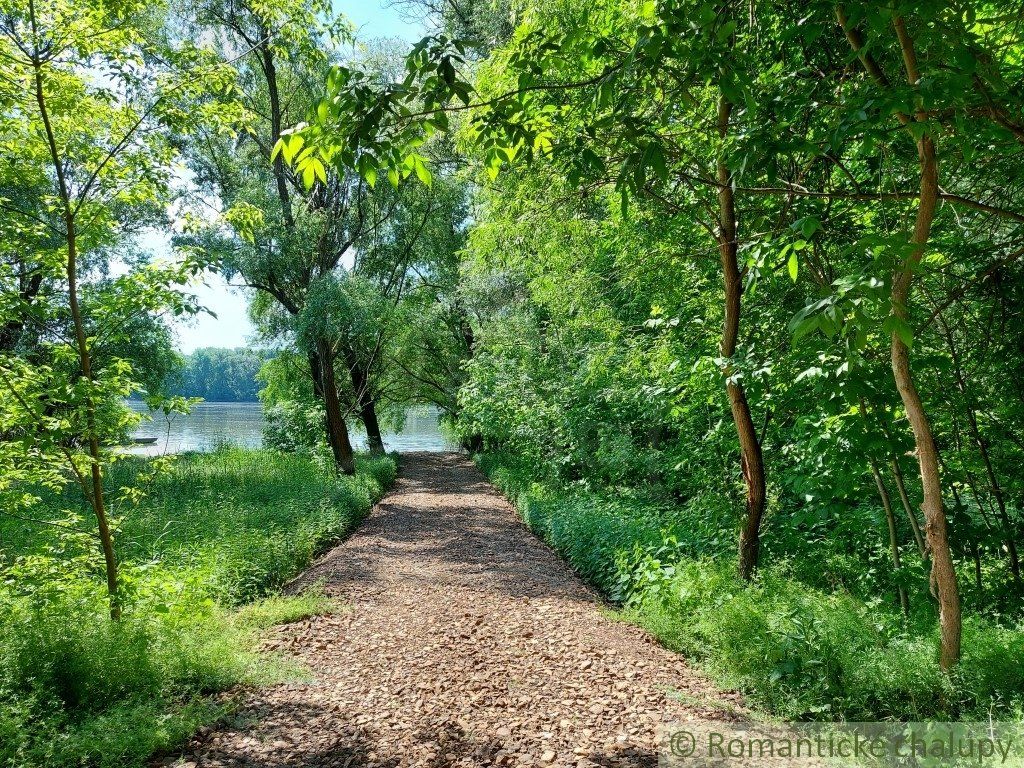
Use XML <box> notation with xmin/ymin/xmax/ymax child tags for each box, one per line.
<box><xmin>169</xmin><ymin>452</ymin><xmax>745</xmax><ymax>768</ymax></box>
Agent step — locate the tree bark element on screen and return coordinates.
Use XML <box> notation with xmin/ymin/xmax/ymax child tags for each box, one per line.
<box><xmin>259</xmin><ymin>36</ymin><xmax>295</xmax><ymax>230</ymax></box>
<box><xmin>838</xmin><ymin>4</ymin><xmax>962</xmax><ymax>670</ymax></box>
<box><xmin>315</xmin><ymin>337</ymin><xmax>356</xmax><ymax>475</ymax></box>
<box><xmin>341</xmin><ymin>347</ymin><xmax>385</xmax><ymax>455</ymax></box>
<box><xmin>352</xmin><ymin>364</ymin><xmax>386</xmax><ymax>455</ymax></box>
<box><xmin>358</xmin><ymin>394</ymin><xmax>385</xmax><ymax>455</ymax></box>
<box><xmin>716</xmin><ymin>95</ymin><xmax>767</xmax><ymax>581</ymax></box>
<box><xmin>889</xmin><ymin>15</ymin><xmax>961</xmax><ymax>669</ymax></box>
<box><xmin>307</xmin><ymin>349</ymin><xmax>325</xmax><ymax>400</ymax></box>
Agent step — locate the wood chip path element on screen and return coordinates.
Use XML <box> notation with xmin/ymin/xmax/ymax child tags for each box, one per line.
<box><xmin>166</xmin><ymin>452</ymin><xmax>750</xmax><ymax>768</ymax></box>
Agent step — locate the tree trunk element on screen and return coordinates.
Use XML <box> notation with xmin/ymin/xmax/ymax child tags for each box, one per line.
<box><xmin>307</xmin><ymin>349</ymin><xmax>325</xmax><ymax>400</ymax></box>
<box><xmin>865</xmin><ymin>400</ymin><xmax>929</xmax><ymax>558</ymax></box>
<box><xmin>716</xmin><ymin>95</ymin><xmax>767</xmax><ymax>581</ymax></box>
<box><xmin>839</xmin><ymin>6</ymin><xmax>962</xmax><ymax>669</ymax></box>
<box><xmin>260</xmin><ymin>36</ymin><xmax>295</xmax><ymax>230</ymax></box>
<box><xmin>889</xmin><ymin>16</ymin><xmax>961</xmax><ymax>669</ymax></box>
<box><xmin>33</xmin><ymin>49</ymin><xmax>119</xmax><ymax>620</ymax></box>
<box><xmin>862</xmin><ymin>401</ymin><xmax>910</xmax><ymax>615</ymax></box>
<box><xmin>359</xmin><ymin>395</ymin><xmax>385</xmax><ymax>455</ymax></box>
<box><xmin>891</xmin><ymin>458</ymin><xmax>928</xmax><ymax>558</ymax></box>
<box><xmin>346</xmin><ymin>352</ymin><xmax>385</xmax><ymax>455</ymax></box>
<box><xmin>871</xmin><ymin>458</ymin><xmax>911</xmax><ymax>616</ymax></box>
<box><xmin>68</xmin><ymin>216</ymin><xmax>120</xmax><ymax>621</ymax></box>
<box><xmin>316</xmin><ymin>337</ymin><xmax>356</xmax><ymax>475</ymax></box>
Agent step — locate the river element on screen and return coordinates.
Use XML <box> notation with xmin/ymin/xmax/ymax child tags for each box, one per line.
<box><xmin>126</xmin><ymin>401</ymin><xmax>457</xmax><ymax>454</ymax></box>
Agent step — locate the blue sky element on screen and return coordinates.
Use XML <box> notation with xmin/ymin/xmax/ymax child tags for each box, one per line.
<box><xmin>336</xmin><ymin>0</ymin><xmax>425</xmax><ymax>41</ymax></box>
<box><xmin>173</xmin><ymin>1</ymin><xmax>424</xmax><ymax>353</ymax></box>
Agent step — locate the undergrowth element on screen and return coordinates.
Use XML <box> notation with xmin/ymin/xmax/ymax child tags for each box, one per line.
<box><xmin>477</xmin><ymin>451</ymin><xmax>1024</xmax><ymax>722</ymax></box>
<box><xmin>0</xmin><ymin>448</ymin><xmax>396</xmax><ymax>768</ymax></box>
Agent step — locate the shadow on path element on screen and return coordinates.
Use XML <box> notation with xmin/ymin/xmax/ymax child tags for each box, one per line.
<box><xmin>162</xmin><ymin>452</ymin><xmax>745</xmax><ymax>768</ymax></box>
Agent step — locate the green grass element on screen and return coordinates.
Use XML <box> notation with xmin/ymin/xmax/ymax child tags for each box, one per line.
<box><xmin>477</xmin><ymin>451</ymin><xmax>1024</xmax><ymax>722</ymax></box>
<box><xmin>0</xmin><ymin>447</ymin><xmax>396</xmax><ymax>768</ymax></box>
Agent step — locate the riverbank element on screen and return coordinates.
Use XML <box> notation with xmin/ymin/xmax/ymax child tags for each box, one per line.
<box><xmin>0</xmin><ymin>448</ymin><xmax>396</xmax><ymax>768</ymax></box>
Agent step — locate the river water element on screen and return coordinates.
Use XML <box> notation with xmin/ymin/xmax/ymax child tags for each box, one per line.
<box><xmin>127</xmin><ymin>401</ymin><xmax>457</xmax><ymax>454</ymax></box>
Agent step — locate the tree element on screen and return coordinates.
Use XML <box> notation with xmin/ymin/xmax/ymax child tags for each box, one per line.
<box><xmin>289</xmin><ymin>0</ymin><xmax>1024</xmax><ymax>669</ymax></box>
<box><xmin>0</xmin><ymin>0</ymin><xmax>217</xmax><ymax>617</ymax></box>
<box><xmin>168</xmin><ymin>347</ymin><xmax>267</xmax><ymax>402</ymax></box>
<box><xmin>181</xmin><ymin>0</ymin><xmax>363</xmax><ymax>473</ymax></box>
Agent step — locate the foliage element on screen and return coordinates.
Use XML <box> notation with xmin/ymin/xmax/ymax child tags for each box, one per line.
<box><xmin>479</xmin><ymin>452</ymin><xmax>1024</xmax><ymax>721</ymax></box>
<box><xmin>166</xmin><ymin>347</ymin><xmax>269</xmax><ymax>402</ymax></box>
<box><xmin>297</xmin><ymin>0</ymin><xmax>1024</xmax><ymax>673</ymax></box>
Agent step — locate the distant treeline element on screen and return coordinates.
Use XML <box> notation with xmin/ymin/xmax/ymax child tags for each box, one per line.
<box><xmin>166</xmin><ymin>347</ymin><xmax>267</xmax><ymax>402</ymax></box>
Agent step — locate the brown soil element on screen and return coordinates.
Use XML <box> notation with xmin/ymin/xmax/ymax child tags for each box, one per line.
<box><xmin>166</xmin><ymin>452</ymin><xmax>745</xmax><ymax>768</ymax></box>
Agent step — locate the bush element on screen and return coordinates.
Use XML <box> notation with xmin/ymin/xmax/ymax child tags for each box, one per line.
<box><xmin>0</xmin><ymin>448</ymin><xmax>396</xmax><ymax>768</ymax></box>
<box><xmin>262</xmin><ymin>400</ymin><xmax>326</xmax><ymax>453</ymax></box>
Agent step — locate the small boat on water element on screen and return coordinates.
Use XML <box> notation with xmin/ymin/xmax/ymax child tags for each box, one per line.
<box><xmin>131</xmin><ymin>437</ymin><xmax>158</xmax><ymax>445</ymax></box>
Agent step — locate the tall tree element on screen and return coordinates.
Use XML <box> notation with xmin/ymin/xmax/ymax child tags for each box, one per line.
<box><xmin>0</xmin><ymin>0</ymin><xmax>215</xmax><ymax>617</ymax></box>
<box><xmin>182</xmin><ymin>0</ymin><xmax>363</xmax><ymax>472</ymax></box>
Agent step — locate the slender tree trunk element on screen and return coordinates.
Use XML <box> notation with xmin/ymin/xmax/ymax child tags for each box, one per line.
<box><xmin>716</xmin><ymin>95</ymin><xmax>767</xmax><ymax>581</ymax></box>
<box><xmin>838</xmin><ymin>5</ymin><xmax>962</xmax><ymax>669</ymax></box>
<box><xmin>971</xmin><ymin>539</ymin><xmax>984</xmax><ymax>593</ymax></box>
<box><xmin>68</xmin><ymin>217</ymin><xmax>120</xmax><ymax>620</ymax></box>
<box><xmin>871</xmin><ymin>459</ymin><xmax>911</xmax><ymax>616</ymax></box>
<box><xmin>862</xmin><ymin>401</ymin><xmax>910</xmax><ymax>615</ymax></box>
<box><xmin>32</xmin><ymin>41</ymin><xmax>119</xmax><ymax>620</ymax></box>
<box><xmin>315</xmin><ymin>338</ymin><xmax>356</xmax><ymax>475</ymax></box>
<box><xmin>864</xmin><ymin>399</ymin><xmax>929</xmax><ymax>558</ymax></box>
<box><xmin>890</xmin><ymin>16</ymin><xmax>961</xmax><ymax>669</ymax></box>
<box><xmin>891</xmin><ymin>457</ymin><xmax>928</xmax><ymax>558</ymax></box>
<box><xmin>259</xmin><ymin>36</ymin><xmax>295</xmax><ymax>231</ymax></box>
<box><xmin>936</xmin><ymin>313</ymin><xmax>1022</xmax><ymax>588</ymax></box>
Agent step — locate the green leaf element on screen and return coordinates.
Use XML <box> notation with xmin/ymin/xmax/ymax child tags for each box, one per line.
<box><xmin>282</xmin><ymin>135</ymin><xmax>304</xmax><ymax>164</ymax></box>
<box><xmin>787</xmin><ymin>251</ymin><xmax>799</xmax><ymax>281</ymax></box>
<box><xmin>270</xmin><ymin>138</ymin><xmax>285</xmax><ymax>163</ymax></box>
<box><xmin>413</xmin><ymin>156</ymin><xmax>432</xmax><ymax>185</ymax></box>
<box><xmin>882</xmin><ymin>315</ymin><xmax>914</xmax><ymax>348</ymax></box>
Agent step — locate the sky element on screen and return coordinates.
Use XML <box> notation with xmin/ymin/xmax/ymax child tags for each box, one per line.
<box><xmin>170</xmin><ymin>0</ymin><xmax>425</xmax><ymax>354</ymax></box>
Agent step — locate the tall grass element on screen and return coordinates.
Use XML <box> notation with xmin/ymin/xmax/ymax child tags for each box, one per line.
<box><xmin>0</xmin><ymin>448</ymin><xmax>396</xmax><ymax>768</ymax></box>
<box><xmin>478</xmin><ymin>451</ymin><xmax>1024</xmax><ymax>722</ymax></box>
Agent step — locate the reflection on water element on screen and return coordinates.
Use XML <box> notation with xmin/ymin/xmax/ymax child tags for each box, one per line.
<box><xmin>127</xmin><ymin>401</ymin><xmax>456</xmax><ymax>455</ymax></box>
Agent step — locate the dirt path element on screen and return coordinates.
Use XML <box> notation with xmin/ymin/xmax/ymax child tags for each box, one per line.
<box><xmin>169</xmin><ymin>452</ymin><xmax>742</xmax><ymax>768</ymax></box>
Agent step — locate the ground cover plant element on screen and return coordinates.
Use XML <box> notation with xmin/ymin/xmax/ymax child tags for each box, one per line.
<box><xmin>4</xmin><ymin>0</ymin><xmax>1024</xmax><ymax>761</ymax></box>
<box><xmin>478</xmin><ymin>452</ymin><xmax>1024</xmax><ymax>722</ymax></box>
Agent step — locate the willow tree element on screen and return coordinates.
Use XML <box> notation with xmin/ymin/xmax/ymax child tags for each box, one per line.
<box><xmin>181</xmin><ymin>0</ymin><xmax>366</xmax><ymax>473</ymax></box>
